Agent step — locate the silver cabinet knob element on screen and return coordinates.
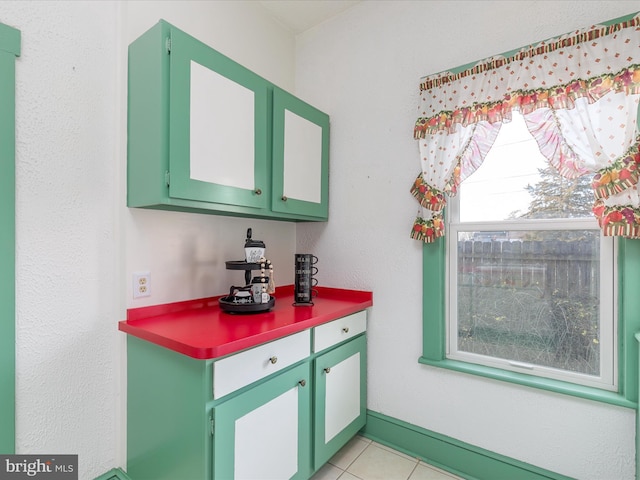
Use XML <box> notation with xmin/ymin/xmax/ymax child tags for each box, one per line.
<box><xmin>255</xmin><ymin>188</ymin><xmax>262</xmax><ymax>195</ymax></box>
<box><xmin>342</xmin><ymin>327</ymin><xmax>349</xmax><ymax>333</ymax></box>
<box><xmin>298</xmin><ymin>379</ymin><xmax>306</xmax><ymax>387</ymax></box>
<box><xmin>324</xmin><ymin>367</ymin><xmax>331</xmax><ymax>374</ymax></box>
<box><xmin>282</xmin><ymin>195</ymin><xmax>288</xmax><ymax>201</ymax></box>
<box><xmin>269</xmin><ymin>356</ymin><xmax>278</xmax><ymax>364</ymax></box>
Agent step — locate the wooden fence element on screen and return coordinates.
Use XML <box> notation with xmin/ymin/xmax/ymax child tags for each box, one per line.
<box><xmin>458</xmin><ymin>239</ymin><xmax>598</xmax><ymax>298</ymax></box>
<box><xmin>456</xmin><ymin>239</ymin><xmax>600</xmax><ymax>374</ymax></box>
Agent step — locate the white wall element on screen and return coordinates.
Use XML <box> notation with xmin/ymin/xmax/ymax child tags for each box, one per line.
<box><xmin>2</xmin><ymin>1</ymin><xmax>299</xmax><ymax>478</ymax></box>
<box><xmin>0</xmin><ymin>1</ymin><xmax>120</xmax><ymax>477</ymax></box>
<box><xmin>295</xmin><ymin>2</ymin><xmax>639</xmax><ymax>479</ymax></box>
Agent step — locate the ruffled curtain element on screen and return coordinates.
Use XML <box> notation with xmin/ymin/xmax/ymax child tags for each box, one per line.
<box><xmin>411</xmin><ymin>14</ymin><xmax>640</xmax><ymax>242</ymax></box>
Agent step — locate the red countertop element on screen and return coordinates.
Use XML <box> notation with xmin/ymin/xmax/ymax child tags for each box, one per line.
<box><xmin>119</xmin><ymin>285</ymin><xmax>373</xmax><ymax>360</ymax></box>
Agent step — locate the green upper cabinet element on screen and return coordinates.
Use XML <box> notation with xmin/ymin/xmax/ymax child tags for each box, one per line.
<box><xmin>127</xmin><ymin>20</ymin><xmax>329</xmax><ymax>221</ymax></box>
<box><xmin>272</xmin><ymin>87</ymin><xmax>329</xmax><ymax>220</ymax></box>
<box><xmin>169</xmin><ymin>26</ymin><xmax>269</xmax><ymax>210</ymax></box>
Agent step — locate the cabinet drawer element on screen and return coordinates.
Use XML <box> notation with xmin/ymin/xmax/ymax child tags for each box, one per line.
<box><xmin>313</xmin><ymin>311</ymin><xmax>367</xmax><ymax>353</ymax></box>
<box><xmin>213</xmin><ymin>330</ymin><xmax>310</xmax><ymax>399</ymax></box>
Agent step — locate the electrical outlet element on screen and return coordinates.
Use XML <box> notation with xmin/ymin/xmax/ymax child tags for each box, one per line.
<box><xmin>133</xmin><ymin>272</ymin><xmax>151</xmax><ymax>298</ymax></box>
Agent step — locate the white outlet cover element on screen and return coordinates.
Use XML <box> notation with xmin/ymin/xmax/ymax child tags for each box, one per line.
<box><xmin>133</xmin><ymin>272</ymin><xmax>151</xmax><ymax>299</ymax></box>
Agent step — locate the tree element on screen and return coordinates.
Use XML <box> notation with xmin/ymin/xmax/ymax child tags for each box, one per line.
<box><xmin>509</xmin><ymin>165</ymin><xmax>596</xmax><ymax>241</ymax></box>
<box><xmin>510</xmin><ymin>165</ymin><xmax>593</xmax><ymax>219</ymax></box>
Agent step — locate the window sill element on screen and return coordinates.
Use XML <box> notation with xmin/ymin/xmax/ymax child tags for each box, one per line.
<box><xmin>418</xmin><ymin>356</ymin><xmax>637</xmax><ymax>409</ymax></box>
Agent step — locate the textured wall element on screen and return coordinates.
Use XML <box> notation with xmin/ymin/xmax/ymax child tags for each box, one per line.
<box><xmin>0</xmin><ymin>1</ymin><xmax>120</xmax><ymax>477</ymax></box>
<box><xmin>1</xmin><ymin>1</ymin><xmax>298</xmax><ymax>478</ymax></box>
<box><xmin>295</xmin><ymin>1</ymin><xmax>639</xmax><ymax>479</ymax></box>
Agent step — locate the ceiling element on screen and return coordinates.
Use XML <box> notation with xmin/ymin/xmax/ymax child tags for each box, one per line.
<box><xmin>258</xmin><ymin>0</ymin><xmax>361</xmax><ymax>34</ymax></box>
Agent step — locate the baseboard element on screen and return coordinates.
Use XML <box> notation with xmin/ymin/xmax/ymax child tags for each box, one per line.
<box><xmin>361</xmin><ymin>410</ymin><xmax>573</xmax><ymax>480</ymax></box>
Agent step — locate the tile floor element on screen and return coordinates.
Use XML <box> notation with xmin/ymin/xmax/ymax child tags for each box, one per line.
<box><xmin>311</xmin><ymin>435</ymin><xmax>463</xmax><ymax>480</ymax></box>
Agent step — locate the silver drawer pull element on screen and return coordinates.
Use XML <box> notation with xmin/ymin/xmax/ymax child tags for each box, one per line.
<box><xmin>342</xmin><ymin>327</ymin><xmax>349</xmax><ymax>333</ymax></box>
<box><xmin>324</xmin><ymin>367</ymin><xmax>331</xmax><ymax>374</ymax></box>
<box><xmin>269</xmin><ymin>356</ymin><xmax>278</xmax><ymax>364</ymax></box>
<box><xmin>298</xmin><ymin>379</ymin><xmax>306</xmax><ymax>387</ymax></box>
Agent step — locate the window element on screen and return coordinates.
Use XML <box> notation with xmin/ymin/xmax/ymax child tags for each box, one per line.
<box><xmin>446</xmin><ymin>113</ymin><xmax>616</xmax><ymax>390</ymax></box>
<box><xmin>413</xmin><ymin>12</ymin><xmax>640</xmax><ymax>407</ymax></box>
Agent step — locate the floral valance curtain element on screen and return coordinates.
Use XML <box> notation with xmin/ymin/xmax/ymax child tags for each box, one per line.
<box><xmin>411</xmin><ymin>13</ymin><xmax>640</xmax><ymax>243</ymax></box>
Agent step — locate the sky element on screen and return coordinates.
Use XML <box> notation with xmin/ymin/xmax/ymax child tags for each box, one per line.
<box><xmin>459</xmin><ymin>113</ymin><xmax>546</xmax><ymax>223</ymax></box>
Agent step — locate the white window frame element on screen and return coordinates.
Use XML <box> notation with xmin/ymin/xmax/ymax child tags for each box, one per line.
<box><xmin>446</xmin><ymin>197</ymin><xmax>618</xmax><ymax>391</ymax></box>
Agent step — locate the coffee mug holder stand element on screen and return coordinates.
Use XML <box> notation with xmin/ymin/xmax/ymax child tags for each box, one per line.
<box><xmin>219</xmin><ymin>260</ymin><xmax>275</xmax><ymax>314</ymax></box>
<box><xmin>293</xmin><ymin>253</ymin><xmax>318</xmax><ymax>307</ymax></box>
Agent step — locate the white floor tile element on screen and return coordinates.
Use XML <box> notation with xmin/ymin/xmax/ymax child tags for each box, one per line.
<box><xmin>311</xmin><ymin>462</ymin><xmax>343</xmax><ymax>480</ymax></box>
<box><xmin>409</xmin><ymin>463</ymin><xmax>459</xmax><ymax>480</ymax></box>
<box><xmin>346</xmin><ymin>443</ymin><xmax>418</xmax><ymax>480</ymax></box>
<box><xmin>372</xmin><ymin>441</ymin><xmax>419</xmax><ymax>462</ymax></box>
<box><xmin>323</xmin><ymin>436</ymin><xmax>463</xmax><ymax>480</ymax></box>
<box><xmin>337</xmin><ymin>472</ymin><xmax>361</xmax><ymax>480</ymax></box>
<box><xmin>328</xmin><ymin>435</ymin><xmax>371</xmax><ymax>470</ymax></box>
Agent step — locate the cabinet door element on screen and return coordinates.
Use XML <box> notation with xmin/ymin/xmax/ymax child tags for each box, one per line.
<box><xmin>271</xmin><ymin>87</ymin><xmax>329</xmax><ymax>219</ymax></box>
<box><xmin>313</xmin><ymin>334</ymin><xmax>367</xmax><ymax>469</ymax></box>
<box><xmin>213</xmin><ymin>362</ymin><xmax>312</xmax><ymax>480</ymax></box>
<box><xmin>169</xmin><ymin>27</ymin><xmax>269</xmax><ymax>209</ymax></box>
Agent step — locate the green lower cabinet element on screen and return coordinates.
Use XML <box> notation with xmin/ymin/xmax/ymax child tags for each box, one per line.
<box><xmin>213</xmin><ymin>362</ymin><xmax>312</xmax><ymax>480</ymax></box>
<box><xmin>313</xmin><ymin>335</ymin><xmax>367</xmax><ymax>469</ymax></box>
<box><xmin>125</xmin><ymin>315</ymin><xmax>368</xmax><ymax>480</ymax></box>
<box><xmin>211</xmin><ymin>335</ymin><xmax>368</xmax><ymax>480</ymax></box>
<box><xmin>126</xmin><ymin>337</ymin><xmax>212</xmax><ymax>480</ymax></box>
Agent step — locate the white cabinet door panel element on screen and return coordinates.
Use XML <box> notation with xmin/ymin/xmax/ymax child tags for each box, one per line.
<box><xmin>235</xmin><ymin>387</ymin><xmax>299</xmax><ymax>480</ymax></box>
<box><xmin>283</xmin><ymin>109</ymin><xmax>323</xmax><ymax>204</ymax></box>
<box><xmin>214</xmin><ymin>361</ymin><xmax>312</xmax><ymax>480</ymax></box>
<box><xmin>325</xmin><ymin>352</ymin><xmax>361</xmax><ymax>443</ymax></box>
<box><xmin>190</xmin><ymin>60</ymin><xmax>255</xmax><ymax>189</ymax></box>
